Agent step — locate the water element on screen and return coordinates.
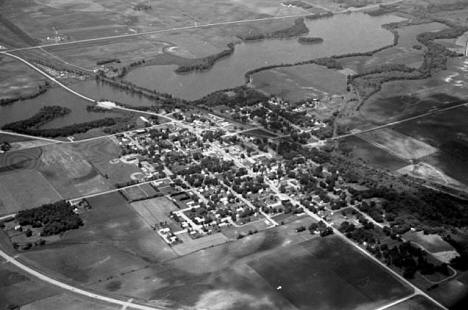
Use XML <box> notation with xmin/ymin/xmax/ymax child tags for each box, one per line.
<box><xmin>125</xmin><ymin>13</ymin><xmax>405</xmax><ymax>100</ymax></box>
<box><xmin>0</xmin><ymin>80</ymin><xmax>164</xmax><ymax>129</ymax></box>
<box><xmin>0</xmin><ymin>87</ymin><xmax>118</xmax><ymax>129</ymax></box>
<box><xmin>71</xmin><ymin>80</ymin><xmax>158</xmax><ymax>107</ymax></box>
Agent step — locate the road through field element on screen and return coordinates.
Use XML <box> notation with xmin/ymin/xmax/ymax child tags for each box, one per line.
<box><xmin>0</xmin><ymin>249</ymin><xmax>165</xmax><ymax>310</ymax></box>
<box><xmin>2</xmin><ymin>0</ymin><xmax>403</xmax><ymax>54</ymax></box>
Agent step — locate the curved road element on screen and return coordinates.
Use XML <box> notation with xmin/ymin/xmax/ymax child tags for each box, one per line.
<box><xmin>0</xmin><ymin>249</ymin><xmax>163</xmax><ymax>310</ymax></box>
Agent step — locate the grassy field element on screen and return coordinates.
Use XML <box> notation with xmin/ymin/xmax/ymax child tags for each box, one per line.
<box><xmin>252</xmin><ymin>63</ymin><xmax>347</xmax><ymax>102</ymax></box>
<box><xmin>131</xmin><ymin>196</ymin><xmax>180</xmax><ymax>229</ymax></box>
<box><xmin>403</xmin><ymin>231</ymin><xmax>455</xmax><ymax>253</ymax></box>
<box><xmin>0</xmin><ymin>169</ymin><xmax>62</xmax><ymax>214</ymax></box>
<box><xmin>338</xmin><ymin>135</ymin><xmax>409</xmax><ymax>171</ymax></box>
<box><xmin>393</xmin><ymin>105</ymin><xmax>468</xmax><ymax>187</ymax></box>
<box><xmin>122</xmin><ymin>183</ymin><xmax>159</xmax><ymax>201</ymax></box>
<box><xmin>21</xmin><ymin>293</ymin><xmax>120</xmax><ymax>310</ymax></box>
<box><xmin>358</xmin><ymin>128</ymin><xmax>437</xmax><ymax>160</ymax></box>
<box><xmin>249</xmin><ymin>236</ymin><xmax>413</xmax><ymax>310</ymax></box>
<box><xmin>386</xmin><ymin>295</ymin><xmax>443</xmax><ymax>310</ymax></box>
<box><xmin>75</xmin><ymin>137</ymin><xmax>142</xmax><ymax>185</ymax></box>
<box><xmin>37</xmin><ymin>143</ymin><xmax>112</xmax><ymax>198</ymax></box>
<box><xmin>0</xmin><ymin>55</ymin><xmax>45</xmax><ymax>99</ymax></box>
<box><xmin>19</xmin><ymin>192</ymin><xmax>177</xmax><ymax>293</ymax></box>
<box><xmin>0</xmin><ymin>259</ymin><xmax>60</xmax><ymax>310</ymax></box>
<box><xmin>11</xmin><ymin>209</ymin><xmax>413</xmax><ymax>309</ymax></box>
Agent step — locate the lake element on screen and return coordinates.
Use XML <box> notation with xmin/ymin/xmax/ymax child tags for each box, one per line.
<box><xmin>125</xmin><ymin>13</ymin><xmax>405</xmax><ymax>100</ymax></box>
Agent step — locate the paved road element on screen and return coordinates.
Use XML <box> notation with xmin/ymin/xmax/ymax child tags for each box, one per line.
<box><xmin>3</xmin><ymin>14</ymin><xmax>315</xmax><ymax>53</ymax></box>
<box><xmin>1</xmin><ymin>52</ymin><xmax>95</xmax><ymax>102</ymax></box>
<box><xmin>0</xmin><ymin>250</ymin><xmax>164</xmax><ymax>310</ymax></box>
<box><xmin>0</xmin><ymin>130</ymin><xmax>61</xmax><ymax>143</ymax></box>
<box><xmin>68</xmin><ymin>178</ymin><xmax>168</xmax><ymax>203</ymax></box>
<box><xmin>374</xmin><ymin>293</ymin><xmax>418</xmax><ymax>310</ymax></box>
<box><xmin>1</xmin><ymin>0</ymin><xmax>404</xmax><ymax>54</ymax></box>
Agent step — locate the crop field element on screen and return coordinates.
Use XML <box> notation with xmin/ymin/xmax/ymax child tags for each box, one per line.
<box><xmin>358</xmin><ymin>128</ymin><xmax>437</xmax><ymax>160</ymax></box>
<box><xmin>386</xmin><ymin>295</ymin><xmax>443</xmax><ymax>310</ymax></box>
<box><xmin>0</xmin><ymin>0</ymin><xmax>307</xmax><ymax>45</ymax></box>
<box><xmin>0</xmin><ymin>55</ymin><xmax>45</xmax><ymax>99</ymax></box>
<box><xmin>131</xmin><ymin>196</ymin><xmax>180</xmax><ymax>228</ymax></box>
<box><xmin>173</xmin><ymin>233</ymin><xmax>229</xmax><ymax>256</ymax></box>
<box><xmin>12</xmin><ymin>204</ymin><xmax>413</xmax><ymax>309</ymax></box>
<box><xmin>74</xmin><ymin>137</ymin><xmax>142</xmax><ymax>185</ymax></box>
<box><xmin>252</xmin><ymin>63</ymin><xmax>347</xmax><ymax>102</ymax></box>
<box><xmin>338</xmin><ymin>136</ymin><xmax>408</xmax><ymax>171</ymax></box>
<box><xmin>20</xmin><ymin>192</ymin><xmax>177</xmax><ymax>291</ymax></box>
<box><xmin>0</xmin><ymin>259</ymin><xmax>60</xmax><ymax>310</ymax></box>
<box><xmin>249</xmin><ymin>235</ymin><xmax>412</xmax><ymax>310</ymax></box>
<box><xmin>36</xmin><ymin>143</ymin><xmax>112</xmax><ymax>198</ymax></box>
<box><xmin>45</xmin><ymin>37</ymin><xmax>170</xmax><ymax>69</ymax></box>
<box><xmin>0</xmin><ymin>169</ymin><xmax>62</xmax><ymax>214</ymax></box>
<box><xmin>393</xmin><ymin>105</ymin><xmax>468</xmax><ymax>186</ymax></box>
<box><xmin>21</xmin><ymin>293</ymin><xmax>119</xmax><ymax>310</ymax></box>
<box><xmin>121</xmin><ymin>183</ymin><xmax>159</xmax><ymax>202</ymax></box>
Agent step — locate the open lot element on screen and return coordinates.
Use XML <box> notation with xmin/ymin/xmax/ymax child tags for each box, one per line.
<box><xmin>0</xmin><ymin>169</ymin><xmax>62</xmax><ymax>214</ymax></box>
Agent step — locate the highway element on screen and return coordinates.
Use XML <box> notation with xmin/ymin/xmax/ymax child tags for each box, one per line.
<box><xmin>0</xmin><ymin>130</ymin><xmax>61</xmax><ymax>143</ymax></box>
<box><xmin>0</xmin><ymin>52</ymin><xmax>95</xmax><ymax>103</ymax></box>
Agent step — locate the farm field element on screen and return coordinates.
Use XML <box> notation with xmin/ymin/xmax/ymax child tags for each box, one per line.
<box><xmin>0</xmin><ymin>0</ymin><xmax>309</xmax><ymax>45</ymax></box>
<box><xmin>0</xmin><ymin>55</ymin><xmax>45</xmax><ymax>99</ymax></box>
<box><xmin>131</xmin><ymin>196</ymin><xmax>180</xmax><ymax>228</ymax></box>
<box><xmin>37</xmin><ymin>143</ymin><xmax>113</xmax><ymax>198</ymax></box>
<box><xmin>393</xmin><ymin>105</ymin><xmax>468</xmax><ymax>187</ymax></box>
<box><xmin>0</xmin><ymin>258</ymin><xmax>60</xmax><ymax>310</ymax></box>
<box><xmin>0</xmin><ymin>169</ymin><xmax>62</xmax><ymax>214</ymax></box>
<box><xmin>21</xmin><ymin>293</ymin><xmax>120</xmax><ymax>310</ymax></box>
<box><xmin>357</xmin><ymin>128</ymin><xmax>438</xmax><ymax>160</ymax></box>
<box><xmin>18</xmin><ymin>192</ymin><xmax>178</xmax><ymax>299</ymax></box>
<box><xmin>252</xmin><ymin>63</ymin><xmax>347</xmax><ymax>102</ymax></box>
<box><xmin>249</xmin><ymin>235</ymin><xmax>413</xmax><ymax>310</ymax></box>
<box><xmin>12</xmin><ymin>205</ymin><xmax>414</xmax><ymax>309</ymax></box>
<box><xmin>122</xmin><ymin>183</ymin><xmax>160</xmax><ymax>202</ymax></box>
<box><xmin>338</xmin><ymin>135</ymin><xmax>409</xmax><ymax>171</ymax></box>
<box><xmin>386</xmin><ymin>295</ymin><xmax>443</xmax><ymax>310</ymax></box>
<box><xmin>74</xmin><ymin>136</ymin><xmax>142</xmax><ymax>185</ymax></box>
